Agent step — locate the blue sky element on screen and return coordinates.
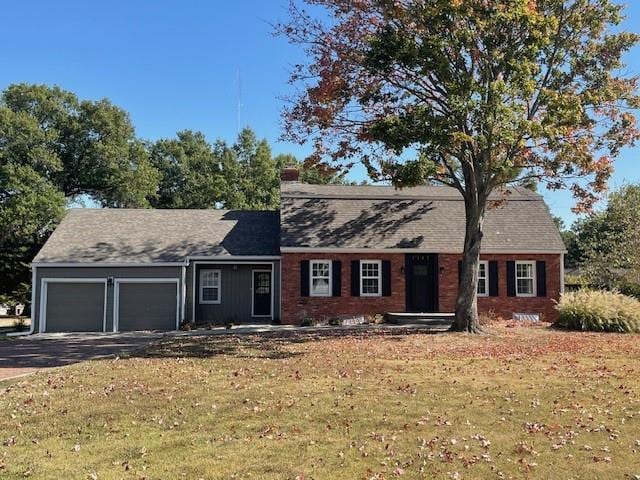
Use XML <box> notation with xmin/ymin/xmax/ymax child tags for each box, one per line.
<box><xmin>1</xmin><ymin>0</ymin><xmax>638</xmax><ymax>225</ymax></box>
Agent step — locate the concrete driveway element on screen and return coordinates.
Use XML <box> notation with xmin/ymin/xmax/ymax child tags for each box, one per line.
<box><xmin>0</xmin><ymin>333</ymin><xmax>161</xmax><ymax>381</ymax></box>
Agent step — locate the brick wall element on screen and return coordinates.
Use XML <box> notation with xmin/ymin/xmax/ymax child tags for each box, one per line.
<box><xmin>438</xmin><ymin>253</ymin><xmax>562</xmax><ymax>322</ymax></box>
<box><xmin>280</xmin><ymin>253</ymin><xmax>405</xmax><ymax>324</ymax></box>
<box><xmin>281</xmin><ymin>252</ymin><xmax>562</xmax><ymax>324</ymax></box>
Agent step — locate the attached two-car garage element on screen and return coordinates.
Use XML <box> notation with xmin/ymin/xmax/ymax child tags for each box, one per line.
<box><xmin>38</xmin><ymin>276</ymin><xmax>181</xmax><ymax>333</ymax></box>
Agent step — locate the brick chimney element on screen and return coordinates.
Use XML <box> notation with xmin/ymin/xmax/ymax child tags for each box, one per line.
<box><xmin>280</xmin><ymin>165</ymin><xmax>300</xmax><ymax>182</ymax></box>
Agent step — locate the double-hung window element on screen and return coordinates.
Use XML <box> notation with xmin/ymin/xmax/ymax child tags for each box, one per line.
<box><xmin>200</xmin><ymin>270</ymin><xmax>221</xmax><ymax>304</ymax></box>
<box><xmin>310</xmin><ymin>260</ymin><xmax>332</xmax><ymax>296</ymax></box>
<box><xmin>516</xmin><ymin>261</ymin><xmax>536</xmax><ymax>296</ymax></box>
<box><xmin>477</xmin><ymin>261</ymin><xmax>489</xmax><ymax>296</ymax></box>
<box><xmin>360</xmin><ymin>260</ymin><xmax>382</xmax><ymax>296</ymax></box>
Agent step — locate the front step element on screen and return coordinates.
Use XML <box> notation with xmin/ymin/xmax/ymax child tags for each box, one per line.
<box><xmin>386</xmin><ymin>312</ymin><xmax>455</xmax><ymax>327</ymax></box>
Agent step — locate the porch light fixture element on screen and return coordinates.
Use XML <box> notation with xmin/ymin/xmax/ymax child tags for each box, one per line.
<box><xmin>439</xmin><ymin>267</ymin><xmax>445</xmax><ymax>275</ymax></box>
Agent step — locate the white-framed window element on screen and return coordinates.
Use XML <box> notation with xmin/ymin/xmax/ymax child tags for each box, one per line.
<box><xmin>360</xmin><ymin>260</ymin><xmax>382</xmax><ymax>296</ymax></box>
<box><xmin>200</xmin><ymin>269</ymin><xmax>221</xmax><ymax>304</ymax></box>
<box><xmin>310</xmin><ymin>260</ymin><xmax>332</xmax><ymax>297</ymax></box>
<box><xmin>516</xmin><ymin>261</ymin><xmax>536</xmax><ymax>297</ymax></box>
<box><xmin>477</xmin><ymin>261</ymin><xmax>489</xmax><ymax>296</ymax></box>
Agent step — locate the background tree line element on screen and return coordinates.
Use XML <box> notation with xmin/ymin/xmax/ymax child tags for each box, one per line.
<box><xmin>557</xmin><ymin>184</ymin><xmax>640</xmax><ymax>296</ymax></box>
<box><xmin>0</xmin><ymin>83</ymin><xmax>345</xmax><ymax>309</ymax></box>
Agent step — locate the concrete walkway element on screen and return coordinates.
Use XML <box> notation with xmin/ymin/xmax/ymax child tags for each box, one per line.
<box><xmin>167</xmin><ymin>321</ymin><xmax>452</xmax><ymax>337</ymax></box>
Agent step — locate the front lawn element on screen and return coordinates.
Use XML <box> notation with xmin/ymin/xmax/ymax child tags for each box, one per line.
<box><xmin>1</xmin><ymin>325</ymin><xmax>639</xmax><ymax>479</ymax></box>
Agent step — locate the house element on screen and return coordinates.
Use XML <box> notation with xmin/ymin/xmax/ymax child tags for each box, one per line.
<box><xmin>26</xmin><ymin>168</ymin><xmax>565</xmax><ymax>333</ymax></box>
<box><xmin>0</xmin><ymin>304</ymin><xmax>24</xmax><ymax>316</ymax></box>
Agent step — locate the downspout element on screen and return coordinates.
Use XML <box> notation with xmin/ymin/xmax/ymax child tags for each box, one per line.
<box><xmin>181</xmin><ymin>261</ymin><xmax>187</xmax><ymax>325</ymax></box>
<box><xmin>560</xmin><ymin>252</ymin><xmax>565</xmax><ymax>295</ymax></box>
<box><xmin>7</xmin><ymin>264</ymin><xmax>36</xmax><ymax>336</ymax></box>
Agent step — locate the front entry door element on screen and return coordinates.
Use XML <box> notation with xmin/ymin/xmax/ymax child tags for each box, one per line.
<box><xmin>252</xmin><ymin>270</ymin><xmax>271</xmax><ymax>317</ymax></box>
<box><xmin>405</xmin><ymin>254</ymin><xmax>439</xmax><ymax>312</ymax></box>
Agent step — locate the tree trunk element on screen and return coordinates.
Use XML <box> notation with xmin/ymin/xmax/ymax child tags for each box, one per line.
<box><xmin>452</xmin><ymin>194</ymin><xmax>486</xmax><ymax>333</ymax></box>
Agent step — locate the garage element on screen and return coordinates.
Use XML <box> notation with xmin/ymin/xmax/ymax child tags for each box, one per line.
<box><xmin>114</xmin><ymin>279</ymin><xmax>179</xmax><ymax>331</ymax></box>
<box><xmin>41</xmin><ymin>280</ymin><xmax>106</xmax><ymax>332</ymax></box>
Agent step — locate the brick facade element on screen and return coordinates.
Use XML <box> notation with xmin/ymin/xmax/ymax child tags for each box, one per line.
<box><xmin>281</xmin><ymin>252</ymin><xmax>562</xmax><ymax>324</ymax></box>
<box><xmin>438</xmin><ymin>253</ymin><xmax>561</xmax><ymax>322</ymax></box>
<box><xmin>281</xmin><ymin>253</ymin><xmax>406</xmax><ymax>324</ymax></box>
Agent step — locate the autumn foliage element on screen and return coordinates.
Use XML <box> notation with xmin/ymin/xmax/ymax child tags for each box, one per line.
<box><xmin>2</xmin><ymin>326</ymin><xmax>640</xmax><ymax>478</ymax></box>
<box><xmin>278</xmin><ymin>0</ymin><xmax>640</xmax><ymax>332</ymax></box>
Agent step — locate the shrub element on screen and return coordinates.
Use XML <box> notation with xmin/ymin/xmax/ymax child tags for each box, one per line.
<box><xmin>556</xmin><ymin>290</ymin><xmax>640</xmax><ymax>333</ymax></box>
<box><xmin>618</xmin><ymin>281</ymin><xmax>640</xmax><ymax>300</ymax></box>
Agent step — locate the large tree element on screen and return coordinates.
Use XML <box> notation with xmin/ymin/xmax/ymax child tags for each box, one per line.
<box><xmin>149</xmin><ymin>130</ymin><xmax>226</xmax><ymax>209</ymax></box>
<box><xmin>279</xmin><ymin>0</ymin><xmax>639</xmax><ymax>332</ymax></box>
<box><xmin>0</xmin><ymin>84</ymin><xmax>158</xmax><ymax>306</ymax></box>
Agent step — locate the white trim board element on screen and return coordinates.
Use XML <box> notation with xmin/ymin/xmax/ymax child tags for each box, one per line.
<box><xmin>39</xmin><ymin>278</ymin><xmax>108</xmax><ymax>333</ymax></box>
<box><xmin>280</xmin><ymin>247</ymin><xmax>567</xmax><ymax>254</ymax></box>
<box><xmin>33</xmin><ymin>262</ymin><xmax>186</xmax><ymax>267</ymax></box>
<box><xmin>113</xmin><ymin>278</ymin><xmax>181</xmax><ymax>332</ymax></box>
<box><xmin>181</xmin><ymin>265</ymin><xmax>187</xmax><ymax>323</ymax></box>
<box><xmin>186</xmin><ymin>256</ymin><xmax>280</xmax><ymax>261</ymax></box>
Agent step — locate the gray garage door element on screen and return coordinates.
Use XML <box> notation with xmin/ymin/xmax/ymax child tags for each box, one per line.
<box><xmin>44</xmin><ymin>282</ymin><xmax>105</xmax><ymax>332</ymax></box>
<box><xmin>117</xmin><ymin>282</ymin><xmax>178</xmax><ymax>331</ymax></box>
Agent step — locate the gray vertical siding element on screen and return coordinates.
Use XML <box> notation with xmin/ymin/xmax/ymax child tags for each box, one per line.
<box><xmin>33</xmin><ymin>260</ymin><xmax>281</xmax><ymax>332</ymax></box>
<box><xmin>185</xmin><ymin>260</ymin><xmax>281</xmax><ymax>324</ymax></box>
<box><xmin>34</xmin><ymin>266</ymin><xmax>183</xmax><ymax>332</ymax></box>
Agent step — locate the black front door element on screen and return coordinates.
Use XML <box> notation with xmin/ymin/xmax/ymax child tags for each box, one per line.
<box><xmin>252</xmin><ymin>271</ymin><xmax>271</xmax><ymax>317</ymax></box>
<box><xmin>405</xmin><ymin>254</ymin><xmax>439</xmax><ymax>312</ymax></box>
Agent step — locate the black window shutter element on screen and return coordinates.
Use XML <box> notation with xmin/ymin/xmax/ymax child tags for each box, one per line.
<box><xmin>382</xmin><ymin>260</ymin><xmax>392</xmax><ymax>296</ymax></box>
<box><xmin>332</xmin><ymin>260</ymin><xmax>342</xmax><ymax>297</ymax></box>
<box><xmin>489</xmin><ymin>261</ymin><xmax>499</xmax><ymax>297</ymax></box>
<box><xmin>351</xmin><ymin>260</ymin><xmax>360</xmax><ymax>296</ymax></box>
<box><xmin>300</xmin><ymin>260</ymin><xmax>310</xmax><ymax>297</ymax></box>
<box><xmin>536</xmin><ymin>261</ymin><xmax>547</xmax><ymax>297</ymax></box>
<box><xmin>506</xmin><ymin>261</ymin><xmax>516</xmax><ymax>297</ymax></box>
<box><xmin>458</xmin><ymin>260</ymin><xmax>463</xmax><ymax>285</ymax></box>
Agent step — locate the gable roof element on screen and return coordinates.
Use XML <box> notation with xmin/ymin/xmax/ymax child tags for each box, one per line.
<box><xmin>34</xmin><ymin>209</ymin><xmax>280</xmax><ymax>264</ymax></box>
<box><xmin>280</xmin><ymin>183</ymin><xmax>566</xmax><ymax>253</ymax></box>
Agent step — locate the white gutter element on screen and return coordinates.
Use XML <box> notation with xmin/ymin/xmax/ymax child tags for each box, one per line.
<box><xmin>280</xmin><ymin>247</ymin><xmax>568</xmax><ymax>255</ymax></box>
<box><xmin>33</xmin><ymin>262</ymin><xmax>186</xmax><ymax>267</ymax></box>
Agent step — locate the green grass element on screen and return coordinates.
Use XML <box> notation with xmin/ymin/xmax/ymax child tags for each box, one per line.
<box><xmin>1</xmin><ymin>326</ymin><xmax>640</xmax><ymax>479</ymax></box>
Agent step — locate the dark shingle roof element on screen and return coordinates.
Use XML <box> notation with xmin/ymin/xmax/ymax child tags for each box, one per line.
<box><xmin>280</xmin><ymin>184</ymin><xmax>565</xmax><ymax>252</ymax></box>
<box><xmin>34</xmin><ymin>209</ymin><xmax>280</xmax><ymax>263</ymax></box>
